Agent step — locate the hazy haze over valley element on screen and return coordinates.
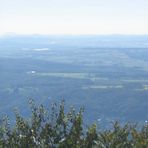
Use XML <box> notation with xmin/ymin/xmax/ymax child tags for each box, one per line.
<box><xmin>0</xmin><ymin>35</ymin><xmax>148</xmax><ymax>126</ymax></box>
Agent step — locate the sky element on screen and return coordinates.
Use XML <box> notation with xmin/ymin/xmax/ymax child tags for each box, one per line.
<box><xmin>0</xmin><ymin>0</ymin><xmax>148</xmax><ymax>35</ymax></box>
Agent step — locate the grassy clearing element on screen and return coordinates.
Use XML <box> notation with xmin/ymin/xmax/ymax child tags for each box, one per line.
<box><xmin>136</xmin><ymin>85</ymin><xmax>148</xmax><ymax>91</ymax></box>
<box><xmin>82</xmin><ymin>85</ymin><xmax>123</xmax><ymax>90</ymax></box>
<box><xmin>34</xmin><ymin>72</ymin><xmax>89</xmax><ymax>79</ymax></box>
<box><xmin>33</xmin><ymin>72</ymin><xmax>108</xmax><ymax>81</ymax></box>
<box><xmin>122</xmin><ymin>79</ymin><xmax>148</xmax><ymax>83</ymax></box>
<box><xmin>143</xmin><ymin>85</ymin><xmax>148</xmax><ymax>90</ymax></box>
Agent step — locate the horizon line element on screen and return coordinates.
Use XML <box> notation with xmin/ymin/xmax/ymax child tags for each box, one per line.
<box><xmin>1</xmin><ymin>32</ymin><xmax>148</xmax><ymax>37</ymax></box>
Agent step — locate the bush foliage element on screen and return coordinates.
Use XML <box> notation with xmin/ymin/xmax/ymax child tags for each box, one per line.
<box><xmin>0</xmin><ymin>99</ymin><xmax>148</xmax><ymax>148</ymax></box>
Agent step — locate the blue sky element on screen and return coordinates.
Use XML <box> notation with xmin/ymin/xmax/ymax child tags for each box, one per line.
<box><xmin>0</xmin><ymin>0</ymin><xmax>147</xmax><ymax>35</ymax></box>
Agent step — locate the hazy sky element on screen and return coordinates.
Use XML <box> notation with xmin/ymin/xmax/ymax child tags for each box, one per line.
<box><xmin>0</xmin><ymin>0</ymin><xmax>148</xmax><ymax>35</ymax></box>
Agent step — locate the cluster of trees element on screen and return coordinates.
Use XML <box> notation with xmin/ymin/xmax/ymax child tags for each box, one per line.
<box><xmin>0</xmin><ymin>100</ymin><xmax>148</xmax><ymax>148</ymax></box>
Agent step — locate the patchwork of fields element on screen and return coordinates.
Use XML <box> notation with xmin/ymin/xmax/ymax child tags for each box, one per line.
<box><xmin>0</xmin><ymin>35</ymin><xmax>148</xmax><ymax>126</ymax></box>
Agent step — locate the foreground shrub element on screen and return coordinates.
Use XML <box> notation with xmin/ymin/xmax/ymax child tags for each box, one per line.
<box><xmin>0</xmin><ymin>99</ymin><xmax>148</xmax><ymax>148</ymax></box>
